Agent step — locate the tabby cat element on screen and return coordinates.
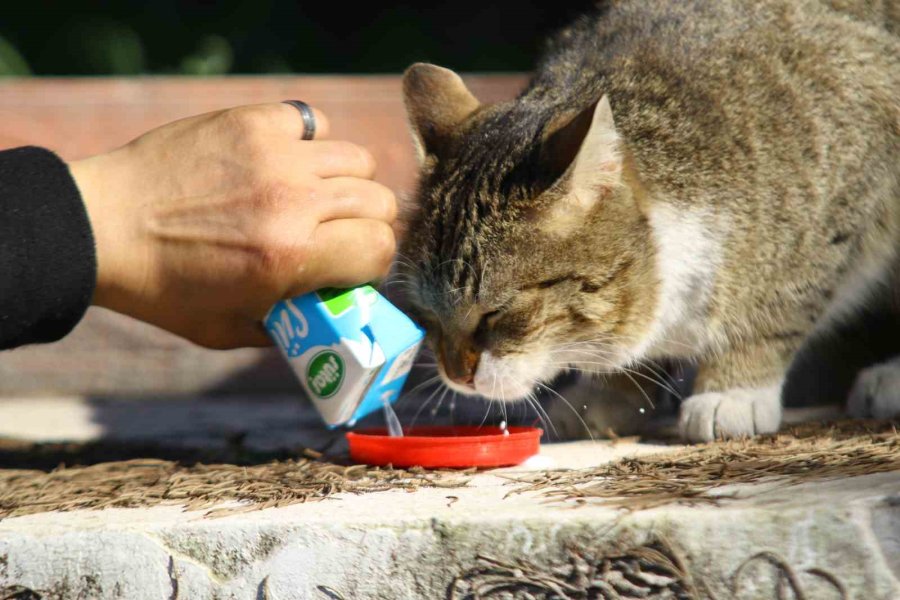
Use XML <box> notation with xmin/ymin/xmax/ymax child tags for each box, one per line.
<box><xmin>398</xmin><ymin>0</ymin><xmax>900</xmax><ymax>441</ymax></box>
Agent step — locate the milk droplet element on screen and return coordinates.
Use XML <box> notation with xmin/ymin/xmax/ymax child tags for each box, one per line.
<box><xmin>499</xmin><ymin>420</ymin><xmax>509</xmax><ymax>436</ymax></box>
<box><xmin>639</xmin><ymin>407</ymin><xmax>646</xmax><ymax>414</ymax></box>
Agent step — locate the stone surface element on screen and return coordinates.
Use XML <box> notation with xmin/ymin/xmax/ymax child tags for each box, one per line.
<box><xmin>0</xmin><ymin>397</ymin><xmax>897</xmax><ymax>599</ymax></box>
<box><xmin>0</xmin><ymin>451</ymin><xmax>897</xmax><ymax>599</ymax></box>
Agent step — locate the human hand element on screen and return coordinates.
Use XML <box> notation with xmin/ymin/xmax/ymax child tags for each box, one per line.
<box><xmin>69</xmin><ymin>103</ymin><xmax>397</xmax><ymax>349</ymax></box>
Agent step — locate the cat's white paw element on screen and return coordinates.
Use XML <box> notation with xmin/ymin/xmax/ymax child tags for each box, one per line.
<box><xmin>679</xmin><ymin>387</ymin><xmax>782</xmax><ymax>442</ymax></box>
<box><xmin>848</xmin><ymin>360</ymin><xmax>900</xmax><ymax>419</ymax></box>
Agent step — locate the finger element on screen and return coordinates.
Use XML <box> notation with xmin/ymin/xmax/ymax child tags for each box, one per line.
<box><xmin>278</xmin><ymin>101</ymin><xmax>330</xmax><ymax>140</ymax></box>
<box><xmin>234</xmin><ymin>102</ymin><xmax>331</xmax><ymax>140</ymax></box>
<box><xmin>234</xmin><ymin>320</ymin><xmax>276</xmax><ymax>348</ymax></box>
<box><xmin>313</xmin><ymin>178</ymin><xmax>397</xmax><ymax>223</ymax></box>
<box><xmin>288</xmin><ymin>219</ymin><xmax>396</xmax><ymax>295</ymax></box>
<box><xmin>301</xmin><ymin>141</ymin><xmax>377</xmax><ymax>179</ymax></box>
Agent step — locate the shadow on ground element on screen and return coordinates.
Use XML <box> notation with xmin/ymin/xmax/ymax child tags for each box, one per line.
<box><xmin>0</xmin><ymin>437</ymin><xmax>315</xmax><ymax>471</ymax></box>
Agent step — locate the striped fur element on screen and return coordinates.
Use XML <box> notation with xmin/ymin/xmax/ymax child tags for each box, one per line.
<box><xmin>399</xmin><ymin>0</ymin><xmax>900</xmax><ymax>440</ymax></box>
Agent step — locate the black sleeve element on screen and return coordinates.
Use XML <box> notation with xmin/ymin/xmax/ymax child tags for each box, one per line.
<box><xmin>0</xmin><ymin>146</ymin><xmax>97</xmax><ymax>350</ymax></box>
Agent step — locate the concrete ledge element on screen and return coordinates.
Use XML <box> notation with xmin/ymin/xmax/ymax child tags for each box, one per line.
<box><xmin>0</xmin><ymin>397</ymin><xmax>897</xmax><ymax>599</ymax></box>
<box><xmin>1</xmin><ymin>457</ymin><xmax>898</xmax><ymax>598</ymax></box>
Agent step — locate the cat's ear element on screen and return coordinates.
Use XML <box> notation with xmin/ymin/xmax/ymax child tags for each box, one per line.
<box><xmin>541</xmin><ymin>94</ymin><xmax>622</xmax><ymax>206</ymax></box>
<box><xmin>536</xmin><ymin>95</ymin><xmax>622</xmax><ymax>234</ymax></box>
<box><xmin>403</xmin><ymin>63</ymin><xmax>480</xmax><ymax>161</ymax></box>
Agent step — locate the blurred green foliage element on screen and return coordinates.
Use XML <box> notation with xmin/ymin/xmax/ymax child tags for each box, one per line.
<box><xmin>0</xmin><ymin>35</ymin><xmax>30</xmax><ymax>76</ymax></box>
<box><xmin>180</xmin><ymin>35</ymin><xmax>234</xmax><ymax>75</ymax></box>
<box><xmin>0</xmin><ymin>1</ymin><xmax>591</xmax><ymax>77</ymax></box>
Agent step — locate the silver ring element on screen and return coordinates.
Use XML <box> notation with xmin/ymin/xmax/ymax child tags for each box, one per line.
<box><xmin>282</xmin><ymin>100</ymin><xmax>316</xmax><ymax>140</ymax></box>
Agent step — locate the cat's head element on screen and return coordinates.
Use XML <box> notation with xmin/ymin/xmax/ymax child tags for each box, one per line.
<box><xmin>399</xmin><ymin>63</ymin><xmax>658</xmax><ymax>400</ymax></box>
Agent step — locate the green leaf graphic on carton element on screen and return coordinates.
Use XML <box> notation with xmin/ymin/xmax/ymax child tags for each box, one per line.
<box><xmin>317</xmin><ymin>286</ymin><xmax>377</xmax><ymax>317</ymax></box>
<box><xmin>306</xmin><ymin>351</ymin><xmax>345</xmax><ymax>398</ymax></box>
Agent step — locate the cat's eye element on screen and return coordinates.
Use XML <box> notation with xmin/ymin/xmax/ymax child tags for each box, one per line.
<box><xmin>530</xmin><ymin>274</ymin><xmax>604</xmax><ymax>293</ymax></box>
<box><xmin>535</xmin><ymin>275</ymin><xmax>571</xmax><ymax>289</ymax></box>
<box><xmin>475</xmin><ymin>310</ymin><xmax>502</xmax><ymax>337</ymax></box>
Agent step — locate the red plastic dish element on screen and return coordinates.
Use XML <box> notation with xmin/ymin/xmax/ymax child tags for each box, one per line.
<box><xmin>346</xmin><ymin>425</ymin><xmax>543</xmax><ymax>468</ymax></box>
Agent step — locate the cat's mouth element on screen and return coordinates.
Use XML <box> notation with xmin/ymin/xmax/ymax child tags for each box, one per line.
<box><xmin>437</xmin><ymin>350</ymin><xmax>561</xmax><ymax>402</ymax></box>
<box><xmin>435</xmin><ymin>344</ymin><xmax>635</xmax><ymax>402</ymax></box>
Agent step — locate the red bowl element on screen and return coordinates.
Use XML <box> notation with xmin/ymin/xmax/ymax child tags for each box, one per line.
<box><xmin>346</xmin><ymin>425</ymin><xmax>543</xmax><ymax>468</ymax></box>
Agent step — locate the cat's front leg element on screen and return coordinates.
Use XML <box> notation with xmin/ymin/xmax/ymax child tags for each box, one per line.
<box><xmin>679</xmin><ymin>342</ymin><xmax>791</xmax><ymax>442</ymax></box>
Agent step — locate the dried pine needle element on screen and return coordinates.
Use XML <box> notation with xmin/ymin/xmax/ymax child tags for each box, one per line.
<box><xmin>0</xmin><ymin>447</ymin><xmax>467</xmax><ymax>519</ymax></box>
<box><xmin>1</xmin><ymin>419</ymin><xmax>896</xmax><ymax>519</ymax></box>
<box><xmin>509</xmin><ymin>419</ymin><xmax>900</xmax><ymax>510</ymax></box>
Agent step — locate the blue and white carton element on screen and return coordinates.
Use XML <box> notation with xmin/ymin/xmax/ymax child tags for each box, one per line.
<box><xmin>264</xmin><ymin>286</ymin><xmax>424</xmax><ymax>427</ymax></box>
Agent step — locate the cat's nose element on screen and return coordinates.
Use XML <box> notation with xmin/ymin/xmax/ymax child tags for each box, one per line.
<box><xmin>449</xmin><ymin>364</ymin><xmax>476</xmax><ymax>387</ymax></box>
<box><xmin>440</xmin><ymin>339</ymin><xmax>480</xmax><ymax>389</ymax></box>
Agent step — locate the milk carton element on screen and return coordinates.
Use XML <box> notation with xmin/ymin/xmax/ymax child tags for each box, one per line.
<box><xmin>264</xmin><ymin>286</ymin><xmax>425</xmax><ymax>427</ymax></box>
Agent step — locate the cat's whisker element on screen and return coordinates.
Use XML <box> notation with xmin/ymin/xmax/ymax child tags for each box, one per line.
<box><xmin>549</xmin><ymin>357</ymin><xmax>659</xmax><ymax>413</ymax></box>
<box><xmin>554</xmin><ymin>343</ymin><xmax>681</xmax><ymax>392</ymax></box>
<box><xmin>608</xmin><ymin>332</ymin><xmax>699</xmax><ymax>354</ymax></box>
<box><xmin>634</xmin><ymin>357</ymin><xmax>684</xmax><ymax>393</ymax></box>
<box><xmin>564</xmin><ymin>347</ymin><xmax>684</xmax><ymax>398</ymax></box>
<box><xmin>551</xmin><ymin>347</ymin><xmax>624</xmax><ymax>368</ymax></box>
<box><xmin>448</xmin><ymin>390</ymin><xmax>459</xmax><ymax>426</ymax></box>
<box><xmin>521</xmin><ymin>391</ymin><xmax>540</xmax><ymax>431</ymax></box>
<box><xmin>463</xmin><ymin>302</ymin><xmax>478</xmax><ymax>322</ymax></box>
<box><xmin>478</xmin><ymin>398</ymin><xmax>493</xmax><ymax>428</ymax></box>
<box><xmin>478</xmin><ymin>397</ymin><xmax>495</xmax><ymax>429</ymax></box>
<box><xmin>432</xmin><ymin>257</ymin><xmax>479</xmax><ymax>279</ymax></box>
<box><xmin>548</xmin><ymin>344</ymin><xmax>666</xmax><ymax>403</ymax></box>
<box><xmin>392</xmin><ymin>252</ymin><xmax>426</xmax><ymax>274</ymax></box>
<box><xmin>536</xmin><ymin>380</ymin><xmax>595</xmax><ymax>442</ymax></box>
<box><xmin>618</xmin><ymin>369</ymin><xmax>656</xmax><ymax>411</ymax></box>
<box><xmin>549</xmin><ymin>332</ymin><xmax>698</xmax><ymax>356</ymax></box>
<box><xmin>409</xmin><ymin>382</ymin><xmax>448</xmax><ymax>429</ymax></box>
<box><xmin>552</xmin><ymin>345</ymin><xmax>622</xmax><ymax>359</ymax></box>
<box><xmin>384</xmin><ymin>267</ymin><xmax>419</xmax><ymax>280</ymax></box>
<box><xmin>384</xmin><ymin>270</ymin><xmax>418</xmax><ymax>281</ymax></box>
<box><xmin>429</xmin><ymin>386</ymin><xmax>453</xmax><ymax>423</ymax></box>
<box><xmin>381</xmin><ymin>278</ymin><xmax>416</xmax><ymax>291</ymax></box>
<box><xmin>555</xmin><ymin>354</ymin><xmax>682</xmax><ymax>399</ymax></box>
<box><xmin>477</xmin><ymin>263</ymin><xmax>488</xmax><ymax>303</ymax></box>
<box><xmin>478</xmin><ymin>372</ymin><xmax>499</xmax><ymax>428</ymax></box>
<box><xmin>549</xmin><ymin>358</ymin><xmax>682</xmax><ymax>400</ymax></box>
<box><xmin>394</xmin><ymin>379</ymin><xmax>424</xmax><ymax>409</ymax></box>
<box><xmin>399</xmin><ymin>375</ymin><xmax>442</xmax><ymax>400</ymax></box>
<box><xmin>524</xmin><ymin>388</ymin><xmax>559</xmax><ymax>440</ymax></box>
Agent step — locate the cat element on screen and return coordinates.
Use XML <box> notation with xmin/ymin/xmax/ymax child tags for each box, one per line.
<box><xmin>397</xmin><ymin>0</ymin><xmax>900</xmax><ymax>442</ymax></box>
